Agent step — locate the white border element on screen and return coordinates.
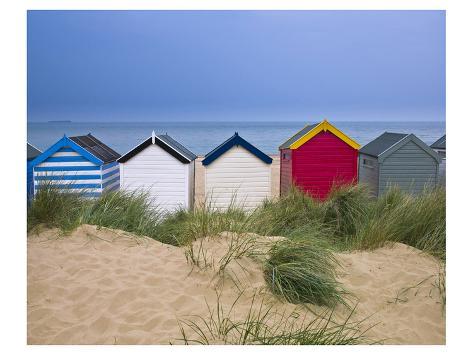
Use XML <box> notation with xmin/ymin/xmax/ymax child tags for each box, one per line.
<box><xmin>3</xmin><ymin>1</ymin><xmax>471</xmax><ymax>355</ymax></box>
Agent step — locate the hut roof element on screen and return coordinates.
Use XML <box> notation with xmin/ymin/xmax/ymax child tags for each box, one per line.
<box><xmin>70</xmin><ymin>134</ymin><xmax>120</xmax><ymax>164</ymax></box>
<box><xmin>279</xmin><ymin>119</ymin><xmax>360</xmax><ymax>150</ymax></box>
<box><xmin>202</xmin><ymin>132</ymin><xmax>272</xmax><ymax>166</ymax></box>
<box><xmin>27</xmin><ymin>143</ymin><xmax>42</xmax><ymax>161</ymax></box>
<box><xmin>29</xmin><ymin>134</ymin><xmax>118</xmax><ymax>167</ymax></box>
<box><xmin>279</xmin><ymin>123</ymin><xmax>318</xmax><ymax>150</ymax></box>
<box><xmin>118</xmin><ymin>132</ymin><xmax>197</xmax><ymax>164</ymax></box>
<box><xmin>359</xmin><ymin>132</ymin><xmax>408</xmax><ymax>157</ymax></box>
<box><xmin>359</xmin><ymin>132</ymin><xmax>441</xmax><ymax>163</ymax></box>
<box><xmin>430</xmin><ymin>135</ymin><xmax>446</xmax><ymax>150</ymax></box>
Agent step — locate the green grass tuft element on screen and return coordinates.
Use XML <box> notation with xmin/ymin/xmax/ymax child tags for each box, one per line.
<box><xmin>27</xmin><ymin>181</ymin><xmax>89</xmax><ymax>233</ymax></box>
<box><xmin>350</xmin><ymin>186</ymin><xmax>446</xmax><ymax>259</ymax></box>
<box><xmin>250</xmin><ymin>186</ymin><xmax>324</xmax><ymax>236</ymax></box>
<box><xmin>80</xmin><ymin>189</ymin><xmax>163</xmax><ymax>238</ymax></box>
<box><xmin>323</xmin><ymin>183</ymin><xmax>372</xmax><ymax>241</ymax></box>
<box><xmin>264</xmin><ymin>237</ymin><xmax>346</xmax><ymax>307</ymax></box>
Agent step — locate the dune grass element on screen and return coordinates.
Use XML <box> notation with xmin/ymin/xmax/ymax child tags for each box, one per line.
<box><xmin>251</xmin><ymin>184</ymin><xmax>446</xmax><ymax>260</ymax></box>
<box><xmin>176</xmin><ymin>291</ymin><xmax>372</xmax><ymax>345</ymax></box>
<box><xmin>216</xmin><ymin>233</ymin><xmax>260</xmax><ymax>276</ymax></box>
<box><xmin>322</xmin><ymin>184</ymin><xmax>372</xmax><ymax>242</ymax></box>
<box><xmin>250</xmin><ymin>186</ymin><xmax>324</xmax><ymax>236</ymax></box>
<box><xmin>27</xmin><ymin>185</ymin><xmax>166</xmax><ymax>241</ymax></box>
<box><xmin>80</xmin><ymin>189</ymin><xmax>164</xmax><ymax>238</ymax></box>
<box><xmin>156</xmin><ymin>198</ymin><xmax>254</xmax><ymax>246</ymax></box>
<box><xmin>28</xmin><ymin>182</ymin><xmax>446</xmax><ymax>256</ymax></box>
<box><xmin>249</xmin><ymin>184</ymin><xmax>373</xmax><ymax>248</ymax></box>
<box><xmin>27</xmin><ymin>181</ymin><xmax>89</xmax><ymax>233</ymax></box>
<box><xmin>264</xmin><ymin>237</ymin><xmax>346</xmax><ymax>307</ymax></box>
<box><xmin>27</xmin><ymin>186</ymin><xmax>254</xmax><ymax>246</ymax></box>
<box><xmin>350</xmin><ymin>186</ymin><xmax>446</xmax><ymax>259</ymax></box>
<box><xmin>184</xmin><ymin>237</ymin><xmax>215</xmax><ymax>271</ymax></box>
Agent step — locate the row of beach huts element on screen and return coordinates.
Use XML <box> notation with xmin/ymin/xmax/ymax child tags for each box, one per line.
<box><xmin>27</xmin><ymin>120</ymin><xmax>446</xmax><ymax>212</ymax></box>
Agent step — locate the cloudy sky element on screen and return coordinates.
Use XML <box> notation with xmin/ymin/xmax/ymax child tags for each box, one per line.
<box><xmin>27</xmin><ymin>11</ymin><xmax>445</xmax><ymax>122</ymax></box>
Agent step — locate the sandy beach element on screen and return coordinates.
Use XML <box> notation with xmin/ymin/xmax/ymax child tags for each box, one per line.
<box><xmin>27</xmin><ymin>224</ymin><xmax>445</xmax><ymax>345</ymax></box>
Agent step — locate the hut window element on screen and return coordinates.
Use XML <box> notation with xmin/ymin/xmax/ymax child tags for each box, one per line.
<box><xmin>363</xmin><ymin>159</ymin><xmax>374</xmax><ymax>168</ymax></box>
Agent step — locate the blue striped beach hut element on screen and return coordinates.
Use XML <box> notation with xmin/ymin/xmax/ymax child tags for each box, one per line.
<box><xmin>27</xmin><ymin>143</ymin><xmax>42</xmax><ymax>199</ymax></box>
<box><xmin>29</xmin><ymin>134</ymin><xmax>121</xmax><ymax>198</ymax></box>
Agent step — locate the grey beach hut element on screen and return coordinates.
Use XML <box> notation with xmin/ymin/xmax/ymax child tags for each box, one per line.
<box><xmin>358</xmin><ymin>132</ymin><xmax>442</xmax><ymax>197</ymax></box>
<box><xmin>430</xmin><ymin>134</ymin><xmax>446</xmax><ymax>186</ymax></box>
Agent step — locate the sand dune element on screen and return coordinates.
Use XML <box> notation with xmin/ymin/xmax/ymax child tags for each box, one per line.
<box><xmin>336</xmin><ymin>244</ymin><xmax>445</xmax><ymax>344</ymax></box>
<box><xmin>27</xmin><ymin>225</ymin><xmax>445</xmax><ymax>345</ymax></box>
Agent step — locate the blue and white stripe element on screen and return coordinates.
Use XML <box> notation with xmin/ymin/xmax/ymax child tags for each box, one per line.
<box><xmin>33</xmin><ymin>146</ymin><xmax>120</xmax><ymax>197</ymax></box>
<box><xmin>101</xmin><ymin>162</ymin><xmax>120</xmax><ymax>192</ymax></box>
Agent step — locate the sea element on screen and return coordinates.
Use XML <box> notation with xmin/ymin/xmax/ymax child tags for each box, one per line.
<box><xmin>27</xmin><ymin>121</ymin><xmax>446</xmax><ymax>156</ymax></box>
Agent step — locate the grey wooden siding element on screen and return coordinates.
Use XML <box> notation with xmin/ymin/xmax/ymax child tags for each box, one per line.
<box><xmin>433</xmin><ymin>149</ymin><xmax>445</xmax><ymax>186</ymax></box>
<box><xmin>358</xmin><ymin>154</ymin><xmax>379</xmax><ymax>197</ymax></box>
<box><xmin>379</xmin><ymin>140</ymin><xmax>438</xmax><ymax>195</ymax></box>
<box><xmin>438</xmin><ymin>158</ymin><xmax>446</xmax><ymax>186</ymax></box>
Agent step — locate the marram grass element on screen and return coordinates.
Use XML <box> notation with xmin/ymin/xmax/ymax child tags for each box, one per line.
<box><xmin>264</xmin><ymin>237</ymin><xmax>347</xmax><ymax>307</ymax></box>
<box><xmin>176</xmin><ymin>291</ymin><xmax>374</xmax><ymax>345</ymax></box>
<box><xmin>27</xmin><ymin>180</ymin><xmax>89</xmax><ymax>233</ymax></box>
<box><xmin>80</xmin><ymin>189</ymin><xmax>164</xmax><ymax>238</ymax></box>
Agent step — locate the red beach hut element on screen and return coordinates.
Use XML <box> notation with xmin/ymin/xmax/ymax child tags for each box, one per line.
<box><xmin>279</xmin><ymin>119</ymin><xmax>360</xmax><ymax>199</ymax></box>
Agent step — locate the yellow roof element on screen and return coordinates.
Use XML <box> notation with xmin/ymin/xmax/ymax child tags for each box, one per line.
<box><xmin>289</xmin><ymin>119</ymin><xmax>361</xmax><ymax>150</ymax></box>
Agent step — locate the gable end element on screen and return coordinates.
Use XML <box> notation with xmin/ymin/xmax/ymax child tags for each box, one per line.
<box><xmin>378</xmin><ymin>134</ymin><xmax>441</xmax><ymax>164</ymax></box>
<box><xmin>29</xmin><ymin>136</ymin><xmax>103</xmax><ymax>167</ymax></box>
<box><xmin>118</xmin><ymin>137</ymin><xmax>192</xmax><ymax>164</ymax></box>
<box><xmin>202</xmin><ymin>134</ymin><xmax>272</xmax><ymax>166</ymax></box>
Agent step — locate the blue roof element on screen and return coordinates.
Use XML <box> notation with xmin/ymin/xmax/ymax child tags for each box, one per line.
<box><xmin>29</xmin><ymin>135</ymin><xmax>106</xmax><ymax>167</ymax></box>
<box><xmin>202</xmin><ymin>133</ymin><xmax>273</xmax><ymax>166</ymax></box>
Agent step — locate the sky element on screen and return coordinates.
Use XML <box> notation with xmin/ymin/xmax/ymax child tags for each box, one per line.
<box><xmin>27</xmin><ymin>11</ymin><xmax>446</xmax><ymax>122</ymax></box>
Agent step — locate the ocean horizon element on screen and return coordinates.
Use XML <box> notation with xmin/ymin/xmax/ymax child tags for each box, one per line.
<box><xmin>27</xmin><ymin>121</ymin><xmax>446</xmax><ymax>156</ymax></box>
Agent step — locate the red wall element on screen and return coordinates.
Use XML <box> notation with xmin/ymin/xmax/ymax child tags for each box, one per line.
<box><xmin>289</xmin><ymin>131</ymin><xmax>358</xmax><ymax>199</ymax></box>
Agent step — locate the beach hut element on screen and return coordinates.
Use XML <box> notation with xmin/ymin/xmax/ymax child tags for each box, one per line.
<box><xmin>27</xmin><ymin>143</ymin><xmax>42</xmax><ymax>199</ymax></box>
<box><xmin>202</xmin><ymin>132</ymin><xmax>273</xmax><ymax>210</ymax></box>
<box><xmin>358</xmin><ymin>132</ymin><xmax>442</xmax><ymax>197</ymax></box>
<box><xmin>117</xmin><ymin>131</ymin><xmax>197</xmax><ymax>212</ymax></box>
<box><xmin>30</xmin><ymin>134</ymin><xmax>121</xmax><ymax>197</ymax></box>
<box><xmin>279</xmin><ymin>119</ymin><xmax>360</xmax><ymax>199</ymax></box>
<box><xmin>431</xmin><ymin>134</ymin><xmax>446</xmax><ymax>186</ymax></box>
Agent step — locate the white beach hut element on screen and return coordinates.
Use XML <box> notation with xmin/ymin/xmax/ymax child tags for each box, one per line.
<box><xmin>117</xmin><ymin>131</ymin><xmax>197</xmax><ymax>212</ymax></box>
<box><xmin>202</xmin><ymin>133</ymin><xmax>273</xmax><ymax>210</ymax></box>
